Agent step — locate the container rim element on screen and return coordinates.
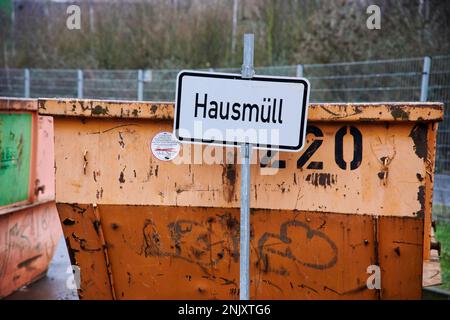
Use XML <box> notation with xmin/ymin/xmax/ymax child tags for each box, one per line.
<box><xmin>35</xmin><ymin>98</ymin><xmax>444</xmax><ymax>122</ymax></box>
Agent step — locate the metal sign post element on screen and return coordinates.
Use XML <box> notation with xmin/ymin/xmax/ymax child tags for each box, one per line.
<box><xmin>173</xmin><ymin>33</ymin><xmax>310</xmax><ymax>300</ymax></box>
<box><xmin>239</xmin><ymin>33</ymin><xmax>254</xmax><ymax>301</ymax></box>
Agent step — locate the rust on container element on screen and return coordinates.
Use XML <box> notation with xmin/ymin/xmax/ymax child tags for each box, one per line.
<box><xmin>0</xmin><ymin>98</ymin><xmax>61</xmax><ymax>298</ymax></box>
<box><xmin>38</xmin><ymin>99</ymin><xmax>173</xmax><ymax>120</ymax></box>
<box><xmin>38</xmin><ymin>98</ymin><xmax>444</xmax><ymax>299</ymax></box>
<box><xmin>39</xmin><ymin>99</ymin><xmax>443</xmax><ymax>122</ymax></box>
<box><xmin>0</xmin><ymin>98</ymin><xmax>38</xmax><ymax>112</ymax></box>
<box><xmin>57</xmin><ymin>204</ymin><xmax>423</xmax><ymax>299</ymax></box>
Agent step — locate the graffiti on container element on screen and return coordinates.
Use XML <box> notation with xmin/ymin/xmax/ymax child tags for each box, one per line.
<box><xmin>141</xmin><ymin>212</ymin><xmax>239</xmax><ymax>275</ymax></box>
<box><xmin>257</xmin><ymin>220</ymin><xmax>338</xmax><ymax>275</ymax></box>
<box><xmin>0</xmin><ymin>206</ymin><xmax>52</xmax><ymax>277</ymax></box>
<box><xmin>140</xmin><ymin>214</ymin><xmax>337</xmax><ymax>276</ymax></box>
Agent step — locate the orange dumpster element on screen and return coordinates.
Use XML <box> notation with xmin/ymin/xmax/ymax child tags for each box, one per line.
<box><xmin>0</xmin><ymin>98</ymin><xmax>62</xmax><ymax>298</ymax></box>
<box><xmin>38</xmin><ymin>98</ymin><xmax>443</xmax><ymax>299</ymax></box>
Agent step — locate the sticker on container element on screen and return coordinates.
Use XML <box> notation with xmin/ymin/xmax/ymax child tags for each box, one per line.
<box><xmin>151</xmin><ymin>132</ymin><xmax>181</xmax><ymax>161</ymax></box>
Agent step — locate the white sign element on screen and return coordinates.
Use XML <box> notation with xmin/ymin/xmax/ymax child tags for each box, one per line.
<box><xmin>151</xmin><ymin>132</ymin><xmax>181</xmax><ymax>161</ymax></box>
<box><xmin>174</xmin><ymin>71</ymin><xmax>310</xmax><ymax>151</ymax></box>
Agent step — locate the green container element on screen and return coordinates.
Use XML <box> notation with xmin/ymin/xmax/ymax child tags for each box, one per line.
<box><xmin>0</xmin><ymin>113</ymin><xmax>32</xmax><ymax>207</ymax></box>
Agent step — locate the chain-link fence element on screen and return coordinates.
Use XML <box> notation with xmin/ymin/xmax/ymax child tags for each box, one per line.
<box><xmin>0</xmin><ymin>56</ymin><xmax>449</xmax><ymax>217</ymax></box>
<box><xmin>0</xmin><ymin>58</ymin><xmax>430</xmax><ymax>103</ymax></box>
<box><xmin>0</xmin><ymin>58</ymin><xmax>430</xmax><ymax>102</ymax></box>
<box><xmin>304</xmin><ymin>58</ymin><xmax>424</xmax><ymax>102</ymax></box>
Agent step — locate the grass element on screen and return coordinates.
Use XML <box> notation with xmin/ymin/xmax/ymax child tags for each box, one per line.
<box><xmin>435</xmin><ymin>218</ymin><xmax>450</xmax><ymax>290</ymax></box>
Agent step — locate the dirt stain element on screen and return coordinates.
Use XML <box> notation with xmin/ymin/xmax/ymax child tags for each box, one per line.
<box><xmin>222</xmin><ymin>164</ymin><xmax>236</xmax><ymax>202</ymax></box>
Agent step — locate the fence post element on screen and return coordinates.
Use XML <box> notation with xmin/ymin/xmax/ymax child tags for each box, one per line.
<box><xmin>137</xmin><ymin>69</ymin><xmax>144</xmax><ymax>101</ymax></box>
<box><xmin>420</xmin><ymin>56</ymin><xmax>431</xmax><ymax>102</ymax></box>
<box><xmin>296</xmin><ymin>64</ymin><xmax>304</xmax><ymax>77</ymax></box>
<box><xmin>77</xmin><ymin>69</ymin><xmax>83</xmax><ymax>99</ymax></box>
<box><xmin>24</xmin><ymin>68</ymin><xmax>30</xmax><ymax>98</ymax></box>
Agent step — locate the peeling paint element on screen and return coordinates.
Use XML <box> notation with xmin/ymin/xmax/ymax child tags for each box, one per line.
<box><xmin>409</xmin><ymin>123</ymin><xmax>428</xmax><ymax>160</ymax></box>
<box><xmin>305</xmin><ymin>173</ymin><xmax>337</xmax><ymax>188</ymax></box>
<box><xmin>119</xmin><ymin>172</ymin><xmax>125</xmax><ymax>184</ymax></box>
<box><xmin>62</xmin><ymin>218</ymin><xmax>76</xmax><ymax>226</ymax></box>
<box><xmin>390</xmin><ymin>106</ymin><xmax>410</xmax><ymax>120</ymax></box>
<box><xmin>414</xmin><ymin>186</ymin><xmax>425</xmax><ymax>217</ymax></box>
<box><xmin>92</xmin><ymin>105</ymin><xmax>109</xmax><ymax>115</ymax></box>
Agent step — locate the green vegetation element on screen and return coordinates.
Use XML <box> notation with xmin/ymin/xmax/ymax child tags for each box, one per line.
<box><xmin>1</xmin><ymin>0</ymin><xmax>450</xmax><ymax>69</ymax></box>
<box><xmin>435</xmin><ymin>220</ymin><xmax>450</xmax><ymax>290</ymax></box>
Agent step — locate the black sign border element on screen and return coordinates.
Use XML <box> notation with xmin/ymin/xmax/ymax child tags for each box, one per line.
<box><xmin>174</xmin><ymin>71</ymin><xmax>309</xmax><ymax>151</ymax></box>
